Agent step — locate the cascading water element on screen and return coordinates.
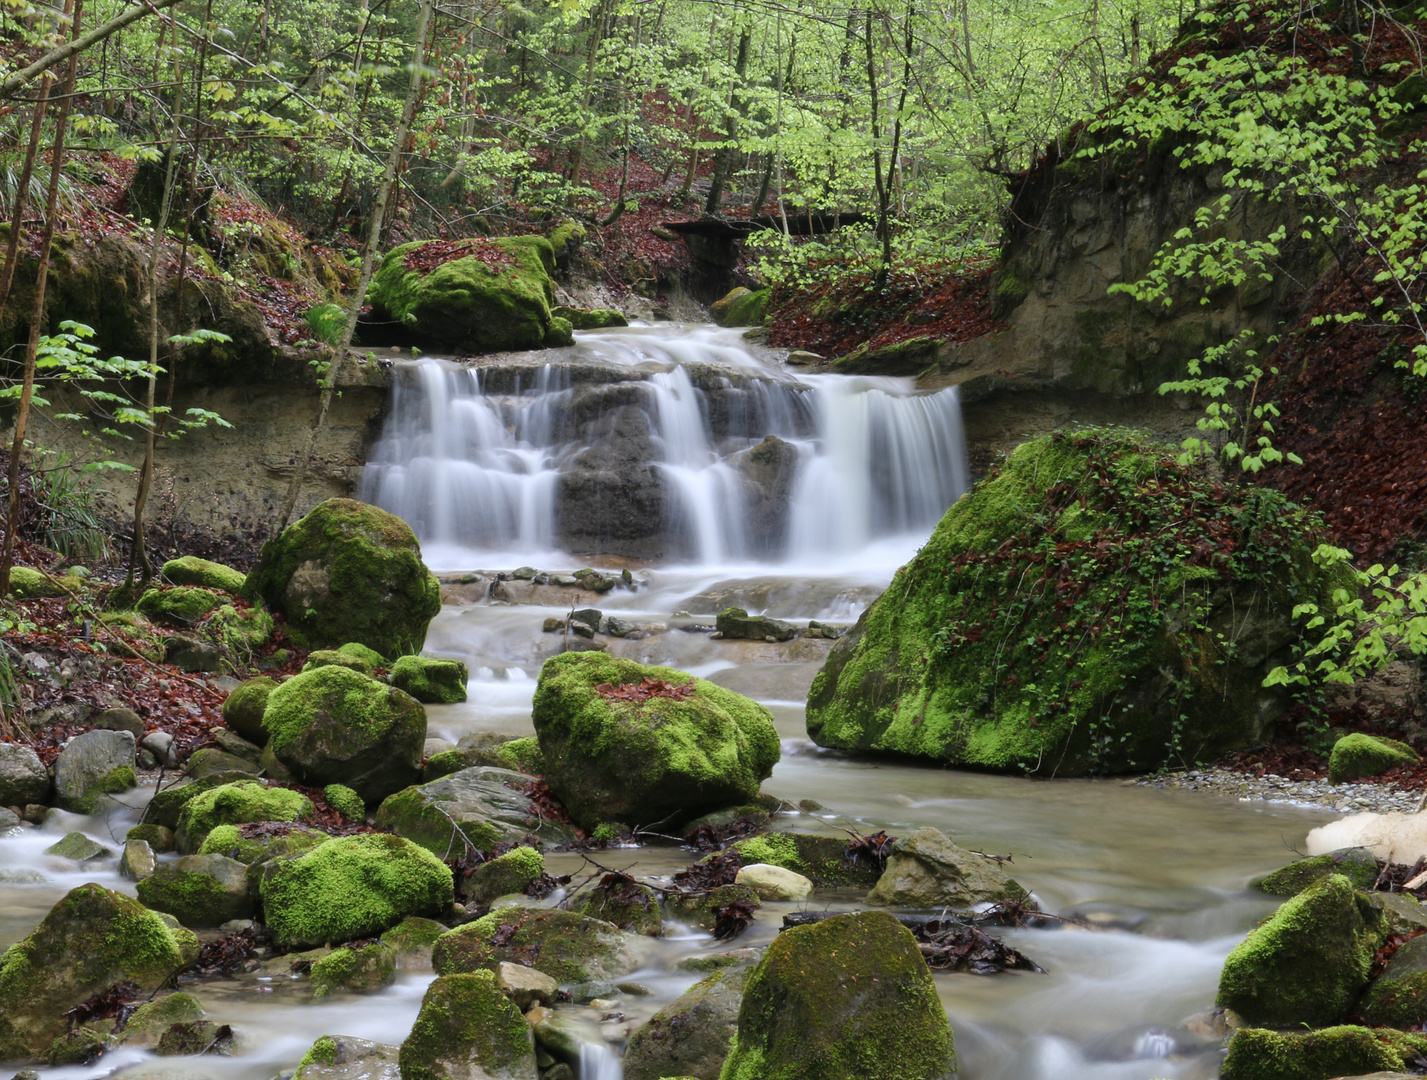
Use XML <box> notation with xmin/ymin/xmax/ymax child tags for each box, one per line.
<box><xmin>360</xmin><ymin>324</ymin><xmax>969</xmax><ymax>566</ymax></box>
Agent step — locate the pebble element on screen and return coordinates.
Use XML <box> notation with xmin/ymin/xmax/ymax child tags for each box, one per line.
<box><xmin>1133</xmin><ymin>766</ymin><xmax>1423</xmax><ymax>814</ymax></box>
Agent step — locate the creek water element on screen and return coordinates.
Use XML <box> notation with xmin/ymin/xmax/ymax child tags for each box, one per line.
<box><xmin>0</xmin><ymin>325</ymin><xmax>1340</xmax><ymax>1080</ymax></box>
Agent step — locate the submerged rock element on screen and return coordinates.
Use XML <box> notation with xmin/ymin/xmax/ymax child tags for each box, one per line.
<box><xmin>623</xmin><ymin>964</ymin><xmax>749</xmax><ymax>1080</ymax></box>
<box><xmin>572</xmin><ymin>876</ymin><xmax>663</xmax><ymax>936</ymax></box>
<box><xmin>376</xmin><ymin>766</ymin><xmax>574</xmax><ymax>857</ymax></box>
<box><xmin>806</xmin><ymin>429</ymin><xmax>1353</xmax><ymax>776</ymax></box>
<box><xmin>242</xmin><ymin>498</ymin><xmax>441</xmax><ymax>660</ymax></box>
<box><xmin>398</xmin><ymin>971</ymin><xmax>537</xmax><ymax>1080</ymax></box>
<box><xmin>531</xmin><ymin>652</ymin><xmax>780</xmax><ymax>828</ymax></box>
<box><xmin>432</xmin><ymin>907</ymin><xmax>649</xmax><ymax>983</ymax></box>
<box><xmin>865</xmin><ymin>827</ymin><xmax>1031</xmax><ymax>909</ymax></box>
<box><xmin>720</xmin><ymin>910</ymin><xmax>956</xmax><ymax>1080</ymax></box>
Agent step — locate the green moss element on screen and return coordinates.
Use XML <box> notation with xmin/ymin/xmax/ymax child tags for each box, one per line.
<box><xmin>67</xmin><ymin>765</ymin><xmax>138</xmax><ymax>814</ymax></box>
<box><xmin>718</xmin><ymin>288</ymin><xmax>771</xmax><ymax>328</ymax></box>
<box><xmin>1329</xmin><ymin>732</ymin><xmax>1418</xmax><ymax>784</ymax></box>
<box><xmin>389</xmin><ymin>655</ymin><xmax>469</xmax><ymax>704</ymax></box>
<box><xmin>258</xmin><ymin>833</ymin><xmax>454</xmax><ymax>947</ymax></box>
<box><xmin>310</xmin><ymin>941</ymin><xmax>397</xmax><ymax>996</ymax></box>
<box><xmin>6</xmin><ymin>566</ymin><xmax>66</xmax><ymax>598</ymax></box>
<box><xmin>338</xmin><ymin>642</ymin><xmax>387</xmax><ymax>667</ymax></box>
<box><xmin>1217</xmin><ymin>874</ymin><xmax>1387</xmax><ymax>1027</ymax></box>
<box><xmin>1254</xmin><ymin>848</ymin><xmax>1379</xmax><ymax>896</ymax></box>
<box><xmin>591</xmin><ymin>822</ymin><xmax>628</xmax><ymax>843</ymax></box>
<box><xmin>162</xmin><ymin>557</ymin><xmax>246</xmax><ymax>593</ymax></box>
<box><xmin>531</xmin><ymin>651</ymin><xmax>780</xmax><ymax>828</ymax></box>
<box><xmin>135</xmin><ymin>856</ymin><xmax>251</xmax><ymax>926</ymax></box>
<box><xmin>398</xmin><ymin>972</ymin><xmax>534</xmax><ymax>1080</ymax></box>
<box><xmin>143</xmin><ymin>771</ymin><xmax>256</xmax><ymax>830</ymax></box>
<box><xmin>197</xmin><ymin>823</ymin><xmax>257</xmax><ymax>860</ymax></box>
<box><xmin>463</xmin><ymin>846</ymin><xmax>544</xmax><ymax>905</ymax></box>
<box><xmin>807</xmin><ymin>428</ymin><xmax>1354</xmax><ymax>776</ymax></box>
<box><xmin>122</xmin><ymin>992</ymin><xmax>206</xmax><ymax>1045</ymax></box>
<box><xmin>220</xmin><ymin>676</ymin><xmax>278</xmax><ymax>744</ymax></box>
<box><xmin>368</xmin><ymin>236</ymin><xmax>557</xmax><ymax>352</ymax></box>
<box><xmin>299</xmin><ymin>1034</ymin><xmax>340</xmax><ymax>1069</ymax></box>
<box><xmin>832</xmin><ymin>336</ymin><xmax>940</xmax><ymax>377</ymax></box>
<box><xmin>303</xmin><ymin>649</ymin><xmax>374</xmax><ymax>676</ymax></box>
<box><xmin>431</xmin><ymin>907</ymin><xmax>640</xmax><ymax>983</ymax></box>
<box><xmin>548</xmin><ymin>221</ymin><xmax>586</xmax><ymax>261</ymax></box>
<box><xmin>381</xmin><ymin>915</ymin><xmax>447</xmax><ymax>956</ymax></box>
<box><xmin>552</xmin><ymin>305</ymin><xmax>628</xmax><ymax>329</ymax></box>
<box><xmin>324</xmin><ymin>784</ymin><xmax>366</xmax><ymax>822</ymax></box>
<box><xmin>575</xmin><ymin>879</ymin><xmax>661</xmax><ymax>936</ymax></box>
<box><xmin>495</xmin><ymin>736</ymin><xmax>543</xmax><ymax>774</ymax></box>
<box><xmin>372</xmin><ymin>784</ymin><xmax>504</xmax><ymax>857</ymax></box>
<box><xmin>126</xmin><ymin>824</ymin><xmax>175</xmax><ymax>852</ymax></box>
<box><xmin>1221</xmin><ymin>1025</ymin><xmax>1427</xmax><ymax>1080</ymax></box>
<box><xmin>729</xmin><ymin>832</ymin><xmax>882</xmax><ymax>888</ymax></box>
<box><xmin>545</xmin><ymin>315</ymin><xmax>575</xmax><ymax>347</ymax></box>
<box><xmin>136</xmin><ymin>586</ymin><xmax>224</xmax><ymax>626</ymax></box>
<box><xmin>176</xmin><ymin>780</ymin><xmax>313</xmax><ymax>851</ymax></box>
<box><xmin>208</xmin><ymin>604</ymin><xmax>274</xmax><ymax>655</ymax></box>
<box><xmin>261</xmin><ymin>663</ymin><xmax>423</xmax><ymax>755</ymax></box>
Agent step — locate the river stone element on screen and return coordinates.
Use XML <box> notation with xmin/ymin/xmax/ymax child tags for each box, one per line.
<box><xmin>1253</xmin><ymin>846</ymin><xmax>1379</xmax><ymax>896</ymax></box>
<box><xmin>460</xmin><ymin>845</ymin><xmax>544</xmax><ymax>906</ymax></box>
<box><xmin>1220</xmin><ymin>1026</ymin><xmax>1427</xmax><ymax>1080</ymax></box>
<box><xmin>311</xmin><ymin>941</ymin><xmax>398</xmax><ymax>996</ymax></box>
<box><xmin>296</xmin><ymin>1036</ymin><xmax>401</xmax><ymax>1080</ymax></box>
<box><xmin>572</xmin><ymin>878</ymin><xmax>663</xmax><ymax>936</ymax></box>
<box><xmin>729</xmin><ymin>832</ymin><xmax>884</xmax><ymax>888</ymax></box>
<box><xmin>166</xmin><ymin>635</ymin><xmax>222</xmax><ymax>673</ymax></box>
<box><xmin>186</xmin><ymin>747</ymin><xmax>261</xmax><ymax>778</ymax></box>
<box><xmin>262</xmin><ymin>665</ymin><xmax>425</xmax><ymax>804</ymax></box>
<box><xmin>865</xmin><ymin>827</ymin><xmax>1031</xmax><ymax>909</ymax></box>
<box><xmin>120</xmin><ymin>838</ymin><xmax>158</xmax><ymax>880</ymax></box>
<box><xmin>121</xmin><ymin>993</ymin><xmax>208</xmax><ymax>1050</ymax></box>
<box><xmin>136</xmin><ymin>854</ymin><xmax>255</xmax><ymax>926</ymax></box>
<box><xmin>720</xmin><ymin>910</ymin><xmax>956</xmax><ymax>1080</ymax></box>
<box><xmin>241</xmin><ymin>498</ymin><xmax>441</xmax><ymax>660</ymax></box>
<box><xmin>162</xmin><ymin>556</ymin><xmax>246</xmax><ymax>593</ymax></box>
<box><xmin>663</xmin><ymin>884</ymin><xmax>762</xmax><ymax>931</ymax></box>
<box><xmin>94</xmin><ymin>707</ymin><xmax>145</xmax><ymax>736</ymax></box>
<box><xmin>623</xmin><ymin>964</ymin><xmax>750</xmax><ymax>1080</ymax></box>
<box><xmin>390</xmin><ymin>655</ymin><xmax>470</xmax><ymax>704</ymax></box>
<box><xmin>175</xmin><ymin>779</ymin><xmax>314</xmax><ymax>853</ymax></box>
<box><xmin>432</xmin><ymin>907</ymin><xmax>650</xmax><ymax>983</ymax></box>
<box><xmin>398</xmin><ymin>971</ymin><xmax>537</xmax><ymax>1080</ymax></box>
<box><xmin>375</xmin><ymin>766</ymin><xmax>576</xmax><ymax>858</ymax></box>
<box><xmin>1217</xmin><ymin>873</ymin><xmax>1388</xmax><ymax>1027</ymax></box>
<box><xmin>53</xmin><ymin>729</ymin><xmax>137</xmax><ymax>813</ymax></box>
<box><xmin>495</xmin><ymin>962</ymin><xmax>558</xmax><ymax>1010</ymax></box>
<box><xmin>1360</xmin><ymin>933</ymin><xmax>1427</xmax><ymax>1026</ymax></box>
<box><xmin>218</xmin><ymin>676</ymin><xmax>277</xmax><ymax>745</ymax></box>
<box><xmin>530</xmin><ymin>652</ymin><xmax>780</xmax><ymax>829</ymax></box>
<box><xmin>382</xmin><ymin>916</ymin><xmax>448</xmax><ymax>966</ymax></box>
<box><xmin>0</xmin><ymin>742</ymin><xmax>50</xmax><ymax>806</ymax></box>
<box><xmin>45</xmin><ymin>831</ymin><xmax>111</xmax><ymax>861</ymax></box>
<box><xmin>716</xmin><ymin>606</ymin><xmax>796</xmax><ymax>642</ymax></box>
<box><xmin>0</xmin><ymin>883</ymin><xmax>192</xmax><ymax>1061</ymax></box>
<box><xmin>805</xmin><ymin>429</ymin><xmax>1355</xmax><ymax>776</ymax></box>
<box><xmin>735</xmin><ymin>863</ymin><xmax>813</xmax><ymax>901</ymax></box>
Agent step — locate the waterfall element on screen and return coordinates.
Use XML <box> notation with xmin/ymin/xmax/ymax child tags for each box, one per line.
<box><xmin>360</xmin><ymin>324</ymin><xmax>970</xmax><ymax>566</ymax></box>
<box><xmin>578</xmin><ymin>1042</ymin><xmax>623</xmax><ymax>1080</ymax></box>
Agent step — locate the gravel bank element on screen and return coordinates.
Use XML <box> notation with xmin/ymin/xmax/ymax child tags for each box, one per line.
<box><xmin>1133</xmin><ymin>767</ymin><xmax>1425</xmax><ymax>815</ymax></box>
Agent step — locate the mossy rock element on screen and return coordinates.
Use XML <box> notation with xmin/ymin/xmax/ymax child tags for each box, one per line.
<box><xmin>339</xmin><ymin>642</ymin><xmax>387</xmax><ymax>667</ymax></box>
<box><xmin>865</xmin><ymin>826</ymin><xmax>1032</xmax><ymax>909</ymax></box>
<box><xmin>432</xmin><ymin>907</ymin><xmax>648</xmax><ymax>983</ymax></box>
<box><xmin>261</xmin><ymin>665</ymin><xmax>425</xmax><ymax>804</ymax></box>
<box><xmin>573</xmin><ymin>879</ymin><xmax>662</xmax><ymax>937</ymax></box>
<box><xmin>311</xmin><ymin>941</ymin><xmax>397</xmax><ymax>996</ymax></box>
<box><xmin>136</xmin><ymin>586</ymin><xmax>225</xmax><ymax>626</ymax></box>
<box><xmin>375</xmin><ymin>766</ymin><xmax>577</xmax><ymax>858</ymax></box>
<box><xmin>221</xmin><ymin>677</ymin><xmax>279</xmax><ymax>745</ymax></box>
<box><xmin>142</xmin><ymin>771</ymin><xmax>255</xmax><ymax>830</ymax></box>
<box><xmin>663</xmin><ymin>884</ymin><xmax>762</xmax><ymax>931</ymax></box>
<box><xmin>6</xmin><ymin>566</ymin><xmax>66</xmax><ymax>598</ymax></box>
<box><xmin>120</xmin><ymin>992</ymin><xmax>206</xmax><ymax>1049</ymax></box>
<box><xmin>1253</xmin><ymin>847</ymin><xmax>1379</xmax><ymax>897</ymax></box>
<box><xmin>832</xmin><ymin>336</ymin><xmax>941</xmax><ymax>377</ymax></box>
<box><xmin>135</xmin><ymin>853</ymin><xmax>254</xmax><ymax>926</ymax></box>
<box><xmin>544</xmin><ymin>315</ymin><xmax>575</xmax><ymax>347</ymax></box>
<box><xmin>0</xmin><ymin>884</ymin><xmax>192</xmax><ymax>1061</ymax></box>
<box><xmin>208</xmin><ymin>604</ymin><xmax>274</xmax><ymax>655</ymax></box>
<box><xmin>243</xmin><ymin>829</ymin><xmax>331</xmax><ymax>899</ymax></box>
<box><xmin>381</xmin><ymin>915</ymin><xmax>447</xmax><ymax>961</ymax></box>
<box><xmin>175</xmin><ymin>779</ymin><xmax>314</xmax><ymax>853</ymax></box>
<box><xmin>242</xmin><ymin>498</ymin><xmax>440</xmax><ymax>660</ymax></box>
<box><xmin>1221</xmin><ymin>1025</ymin><xmax>1427</xmax><ymax>1080</ymax></box>
<box><xmin>390</xmin><ymin>655</ymin><xmax>469</xmax><ymax>704</ymax></box>
<box><xmin>398</xmin><ymin>971</ymin><xmax>536</xmax><ymax>1080</ymax></box>
<box><xmin>257</xmin><ymin>833</ymin><xmax>454</xmax><ymax>948</ymax></box>
<box><xmin>324</xmin><ymin>784</ymin><xmax>366</xmax><ymax>822</ymax></box>
<box><xmin>531</xmin><ymin>652</ymin><xmax>780</xmax><ymax>829</ymax></box>
<box><xmin>367</xmin><ymin>235</ymin><xmax>558</xmax><ymax>353</ymax></box>
<box><xmin>1217</xmin><ymin>873</ymin><xmax>1388</xmax><ymax>1027</ymax></box>
<box><xmin>423</xmin><ymin>748</ymin><xmax>499</xmax><ymax>781</ymax></box>
<box><xmin>1360</xmin><ymin>932</ymin><xmax>1427</xmax><ymax>1025</ymax></box>
<box><xmin>548</xmin><ymin>221</ymin><xmax>586</xmax><ymax>264</ymax></box>
<box><xmin>728</xmin><ymin>832</ymin><xmax>882</xmax><ymax>889</ymax></box>
<box><xmin>720</xmin><ymin>910</ymin><xmax>955</xmax><ymax>1080</ymax></box>
<box><xmin>297</xmin><ymin>1035</ymin><xmax>401</xmax><ymax>1080</ymax></box>
<box><xmin>807</xmin><ymin>429</ymin><xmax>1355</xmax><ymax>776</ymax></box>
<box><xmin>460</xmin><ymin>845</ymin><xmax>544</xmax><ymax>906</ymax></box>
<box><xmin>1329</xmin><ymin>732</ymin><xmax>1419</xmax><ymax>784</ymax></box>
<box><xmin>126</xmin><ymin>823</ymin><xmax>176</xmax><ymax>852</ymax></box>
<box><xmin>162</xmin><ymin>557</ymin><xmax>246</xmax><ymax>593</ymax></box>
<box><xmin>624</xmin><ymin>965</ymin><xmax>748</xmax><ymax>1080</ymax></box>
<box><xmin>496</xmin><ymin>736</ymin><xmax>543</xmax><ymax>774</ymax></box>
<box><xmin>303</xmin><ymin>649</ymin><xmax>374</xmax><ymax>676</ymax></box>
<box><xmin>198</xmin><ymin>822</ymin><xmax>327</xmax><ymax>865</ymax></box>
<box><xmin>710</xmin><ymin>287</ymin><xmax>770</xmax><ymax>328</ymax></box>
<box><xmin>552</xmin><ymin>305</ymin><xmax>628</xmax><ymax>329</ymax></box>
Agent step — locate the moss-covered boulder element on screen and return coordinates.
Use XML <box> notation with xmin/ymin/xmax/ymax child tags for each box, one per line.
<box><xmin>710</xmin><ymin>287</ymin><xmax>770</xmax><ymax>328</ymax></box>
<box><xmin>865</xmin><ymin>827</ymin><xmax>1031</xmax><ymax>909</ymax></box>
<box><xmin>624</xmin><ymin>965</ymin><xmax>749</xmax><ymax>1080</ymax></box>
<box><xmin>728</xmin><ymin>832</ymin><xmax>884</xmax><ymax>888</ymax></box>
<box><xmin>136</xmin><ymin>586</ymin><xmax>225</xmax><ymax>626</ymax></box>
<box><xmin>398</xmin><ymin>971</ymin><xmax>537</xmax><ymax>1080</ymax></box>
<box><xmin>432</xmin><ymin>907</ymin><xmax>649</xmax><ymax>983</ymax></box>
<box><xmin>262</xmin><ymin>665</ymin><xmax>425</xmax><ymax>804</ymax></box>
<box><xmin>175</xmin><ymin>779</ymin><xmax>313</xmax><ymax>853</ymax></box>
<box><xmin>390</xmin><ymin>655</ymin><xmax>469</xmax><ymax>704</ymax></box>
<box><xmin>303</xmin><ymin>649</ymin><xmax>374</xmax><ymax>676</ymax></box>
<box><xmin>460</xmin><ymin>845</ymin><xmax>544</xmax><ymax>906</ymax></box>
<box><xmin>664</xmin><ymin>884</ymin><xmax>762</xmax><ymax>931</ymax></box>
<box><xmin>807</xmin><ymin>429</ymin><xmax>1353</xmax><ymax>775</ymax></box>
<box><xmin>1359</xmin><ymin>932</ymin><xmax>1427</xmax><ymax>1025</ymax></box>
<box><xmin>324</xmin><ymin>784</ymin><xmax>366</xmax><ymax>822</ymax></box>
<box><xmin>368</xmin><ymin>235</ymin><xmax>558</xmax><ymax>353</ymax></box>
<box><xmin>376</xmin><ymin>766</ymin><xmax>577</xmax><ymax>857</ymax></box>
<box><xmin>531</xmin><ymin>652</ymin><xmax>779</xmax><ymax>829</ymax></box>
<box><xmin>573</xmin><ymin>877</ymin><xmax>662</xmax><ymax>936</ymax></box>
<box><xmin>1217</xmin><ymin>873</ymin><xmax>1387</xmax><ymax>1027</ymax></box>
<box><xmin>297</xmin><ymin>1035</ymin><xmax>401</xmax><ymax>1080</ymax></box>
<box><xmin>496</xmin><ymin>736</ymin><xmax>542</xmax><ymax>774</ymax></box>
<box><xmin>719</xmin><ymin>910</ymin><xmax>955</xmax><ymax>1080</ymax></box>
<box><xmin>258</xmin><ymin>833</ymin><xmax>454</xmax><ymax>948</ymax></box>
<box><xmin>311</xmin><ymin>941</ymin><xmax>398</xmax><ymax>996</ymax></box>
<box><xmin>220</xmin><ymin>677</ymin><xmax>278</xmax><ymax>745</ymax></box>
<box><xmin>832</xmin><ymin>336</ymin><xmax>941</xmax><ymax>377</ymax></box>
<box><xmin>1329</xmin><ymin>732</ymin><xmax>1419</xmax><ymax>784</ymax></box>
<box><xmin>209</xmin><ymin>603</ymin><xmax>275</xmax><ymax>655</ymax></box>
<box><xmin>135</xmin><ymin>854</ymin><xmax>255</xmax><ymax>926</ymax></box>
<box><xmin>142</xmin><ymin>770</ymin><xmax>257</xmax><ymax>830</ymax></box>
<box><xmin>0</xmin><ymin>884</ymin><xmax>192</xmax><ymax>1061</ymax></box>
<box><xmin>126</xmin><ymin>823</ymin><xmax>176</xmax><ymax>851</ymax></box>
<box><xmin>1220</xmin><ymin>1025</ymin><xmax>1427</xmax><ymax>1080</ymax></box>
<box><xmin>198</xmin><ymin>821</ymin><xmax>327</xmax><ymax>866</ymax></box>
<box><xmin>162</xmin><ymin>557</ymin><xmax>246</xmax><ymax>593</ymax></box>
<box><xmin>242</xmin><ymin>498</ymin><xmax>441</xmax><ymax>659</ymax></box>
<box><xmin>552</xmin><ymin>305</ymin><xmax>628</xmax><ymax>330</ymax></box>
<box><xmin>1253</xmin><ymin>847</ymin><xmax>1379</xmax><ymax>897</ymax></box>
<box><xmin>120</xmin><ymin>992</ymin><xmax>207</xmax><ymax>1049</ymax></box>
<box><xmin>6</xmin><ymin>566</ymin><xmax>67</xmax><ymax>598</ymax></box>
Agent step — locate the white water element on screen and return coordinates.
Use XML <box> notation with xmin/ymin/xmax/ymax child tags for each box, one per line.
<box><xmin>360</xmin><ymin>325</ymin><xmax>970</xmax><ymax>568</ymax></box>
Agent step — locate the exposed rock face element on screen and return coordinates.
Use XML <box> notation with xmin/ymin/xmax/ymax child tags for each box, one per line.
<box><xmin>53</xmin><ymin>729</ymin><xmax>137</xmax><ymax>813</ymax></box>
<box><xmin>865</xmin><ymin>827</ymin><xmax>1030</xmax><ymax>909</ymax></box>
<box><xmin>243</xmin><ymin>498</ymin><xmax>441</xmax><ymax>660</ymax></box>
<box><xmin>0</xmin><ymin>743</ymin><xmax>51</xmax><ymax>807</ymax></box>
<box><xmin>732</xmin><ymin>436</ymin><xmax>800</xmax><ymax>555</ymax></box>
<box><xmin>375</xmin><ymin>766</ymin><xmax>576</xmax><ymax>857</ymax></box>
<box><xmin>557</xmin><ymin>396</ymin><xmax>664</xmax><ymax>557</ymax></box>
<box><xmin>623</xmin><ymin>965</ymin><xmax>750</xmax><ymax>1080</ymax></box>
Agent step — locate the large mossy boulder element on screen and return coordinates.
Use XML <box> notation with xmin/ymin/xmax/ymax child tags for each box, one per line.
<box><xmin>398</xmin><ymin>972</ymin><xmax>537</xmax><ymax>1080</ymax></box>
<box><xmin>1221</xmin><ymin>1025</ymin><xmax>1427</xmax><ymax>1080</ymax></box>
<box><xmin>432</xmin><ymin>907</ymin><xmax>649</xmax><ymax>983</ymax></box>
<box><xmin>0</xmin><ymin>884</ymin><xmax>192</xmax><ymax>1062</ymax></box>
<box><xmin>262</xmin><ymin>665</ymin><xmax>425</xmax><ymax>803</ymax></box>
<box><xmin>368</xmin><ymin>235</ymin><xmax>558</xmax><ymax>353</ymax></box>
<box><xmin>531</xmin><ymin>652</ymin><xmax>780</xmax><ymax>828</ymax></box>
<box><xmin>376</xmin><ymin>766</ymin><xmax>576</xmax><ymax>857</ymax></box>
<box><xmin>624</xmin><ymin>965</ymin><xmax>749</xmax><ymax>1080</ymax></box>
<box><xmin>257</xmin><ymin>833</ymin><xmax>454</xmax><ymax>948</ymax></box>
<box><xmin>242</xmin><ymin>498</ymin><xmax>441</xmax><ymax>659</ymax></box>
<box><xmin>710</xmin><ymin>287</ymin><xmax>769</xmax><ymax>328</ymax></box>
<box><xmin>865</xmin><ymin>826</ymin><xmax>1031</xmax><ymax>909</ymax></box>
<box><xmin>135</xmin><ymin>854</ymin><xmax>254</xmax><ymax>926</ymax></box>
<box><xmin>175</xmin><ymin>779</ymin><xmax>314</xmax><ymax>853</ymax></box>
<box><xmin>807</xmin><ymin>429</ymin><xmax>1353</xmax><ymax>775</ymax></box>
<box><xmin>1329</xmin><ymin>732</ymin><xmax>1418</xmax><ymax>784</ymax></box>
<box><xmin>1217</xmin><ymin>873</ymin><xmax>1387</xmax><ymax>1027</ymax></box>
<box><xmin>161</xmin><ymin>556</ymin><xmax>246</xmax><ymax>593</ymax></box>
<box><xmin>719</xmin><ymin>910</ymin><xmax>955</xmax><ymax>1080</ymax></box>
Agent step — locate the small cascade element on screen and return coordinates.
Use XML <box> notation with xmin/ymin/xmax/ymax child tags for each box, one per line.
<box><xmin>361</xmin><ymin>325</ymin><xmax>970</xmax><ymax>565</ymax></box>
<box><xmin>578</xmin><ymin>1042</ymin><xmax>623</xmax><ymax>1080</ymax></box>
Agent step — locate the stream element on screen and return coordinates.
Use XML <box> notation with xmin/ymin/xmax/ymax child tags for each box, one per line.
<box><xmin>0</xmin><ymin>324</ymin><xmax>1340</xmax><ymax>1080</ymax></box>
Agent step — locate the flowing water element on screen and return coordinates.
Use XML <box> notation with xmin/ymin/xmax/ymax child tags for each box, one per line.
<box><xmin>0</xmin><ymin>325</ymin><xmax>1341</xmax><ymax>1080</ymax></box>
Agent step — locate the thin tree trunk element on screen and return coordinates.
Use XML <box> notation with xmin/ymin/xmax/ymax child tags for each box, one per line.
<box><xmin>704</xmin><ymin>22</ymin><xmax>750</xmax><ymax>215</ymax></box>
<box><xmin>275</xmin><ymin>0</ymin><xmax>436</xmax><ymax>534</ymax></box>
<box><xmin>0</xmin><ymin>84</ymin><xmax>52</xmax><ymax>313</ymax></box>
<box><xmin>0</xmin><ymin>0</ymin><xmax>177</xmax><ymax>98</ymax></box>
<box><xmin>566</xmin><ymin>0</ymin><xmax>609</xmax><ymax>201</ymax></box>
<box><xmin>0</xmin><ymin>0</ymin><xmax>83</xmax><ymax>598</ymax></box>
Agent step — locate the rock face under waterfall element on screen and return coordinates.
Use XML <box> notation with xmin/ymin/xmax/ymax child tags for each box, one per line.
<box><xmin>806</xmin><ymin>429</ymin><xmax>1353</xmax><ymax>776</ymax></box>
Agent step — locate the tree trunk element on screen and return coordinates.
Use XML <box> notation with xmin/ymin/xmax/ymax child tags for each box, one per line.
<box><xmin>704</xmin><ymin>22</ymin><xmax>751</xmax><ymax>216</ymax></box>
<box><xmin>0</xmin><ymin>84</ymin><xmax>52</xmax><ymax>314</ymax></box>
<box><xmin>0</xmin><ymin>0</ymin><xmax>178</xmax><ymax>98</ymax></box>
<box><xmin>566</xmin><ymin>0</ymin><xmax>609</xmax><ymax>201</ymax></box>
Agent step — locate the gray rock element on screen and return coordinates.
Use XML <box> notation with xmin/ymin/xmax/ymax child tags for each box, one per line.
<box><xmin>120</xmin><ymin>839</ymin><xmax>158</xmax><ymax>881</ymax></box>
<box><xmin>53</xmin><ymin>730</ymin><xmax>137</xmax><ymax>813</ymax></box>
<box><xmin>136</xmin><ymin>854</ymin><xmax>255</xmax><ymax>926</ymax></box>
<box><xmin>185</xmin><ymin>748</ymin><xmax>262</xmax><ymax>778</ymax></box>
<box><xmin>374</xmin><ymin>766</ymin><xmax>576</xmax><ymax>857</ymax></box>
<box><xmin>0</xmin><ymin>743</ymin><xmax>50</xmax><ymax>807</ymax></box>
<box><xmin>603</xmin><ymin>616</ymin><xmax>635</xmax><ymax>638</ymax></box>
<box><xmin>0</xmin><ymin>807</ymin><xmax>21</xmax><ymax>830</ymax></box>
<box><xmin>866</xmin><ymin>826</ymin><xmax>1031</xmax><ymax>910</ymax></box>
<box><xmin>624</xmin><ymin>965</ymin><xmax>750</xmax><ymax>1080</ymax></box>
<box><xmin>296</xmin><ymin>1036</ymin><xmax>401</xmax><ymax>1080</ymax></box>
<box><xmin>213</xmin><ymin>729</ymin><xmax>263</xmax><ymax>763</ymax></box>
<box><xmin>495</xmin><ymin>961</ymin><xmax>557</xmax><ymax>1009</ymax></box>
<box><xmin>94</xmin><ymin>707</ymin><xmax>145</xmax><ymax>736</ymax></box>
<box><xmin>571</xmin><ymin>608</ymin><xmax>602</xmax><ymax>632</ymax></box>
<box><xmin>142</xmin><ymin>730</ymin><xmax>176</xmax><ymax>765</ymax></box>
<box><xmin>715</xmin><ymin>607</ymin><xmax>796</xmax><ymax>642</ymax></box>
<box><xmin>166</xmin><ymin>635</ymin><xmax>223</xmax><ymax>673</ymax></box>
<box><xmin>45</xmin><ymin>831</ymin><xmax>112</xmax><ymax>861</ymax></box>
<box><xmin>512</xmin><ymin>567</ymin><xmax>538</xmax><ymax>580</ymax></box>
